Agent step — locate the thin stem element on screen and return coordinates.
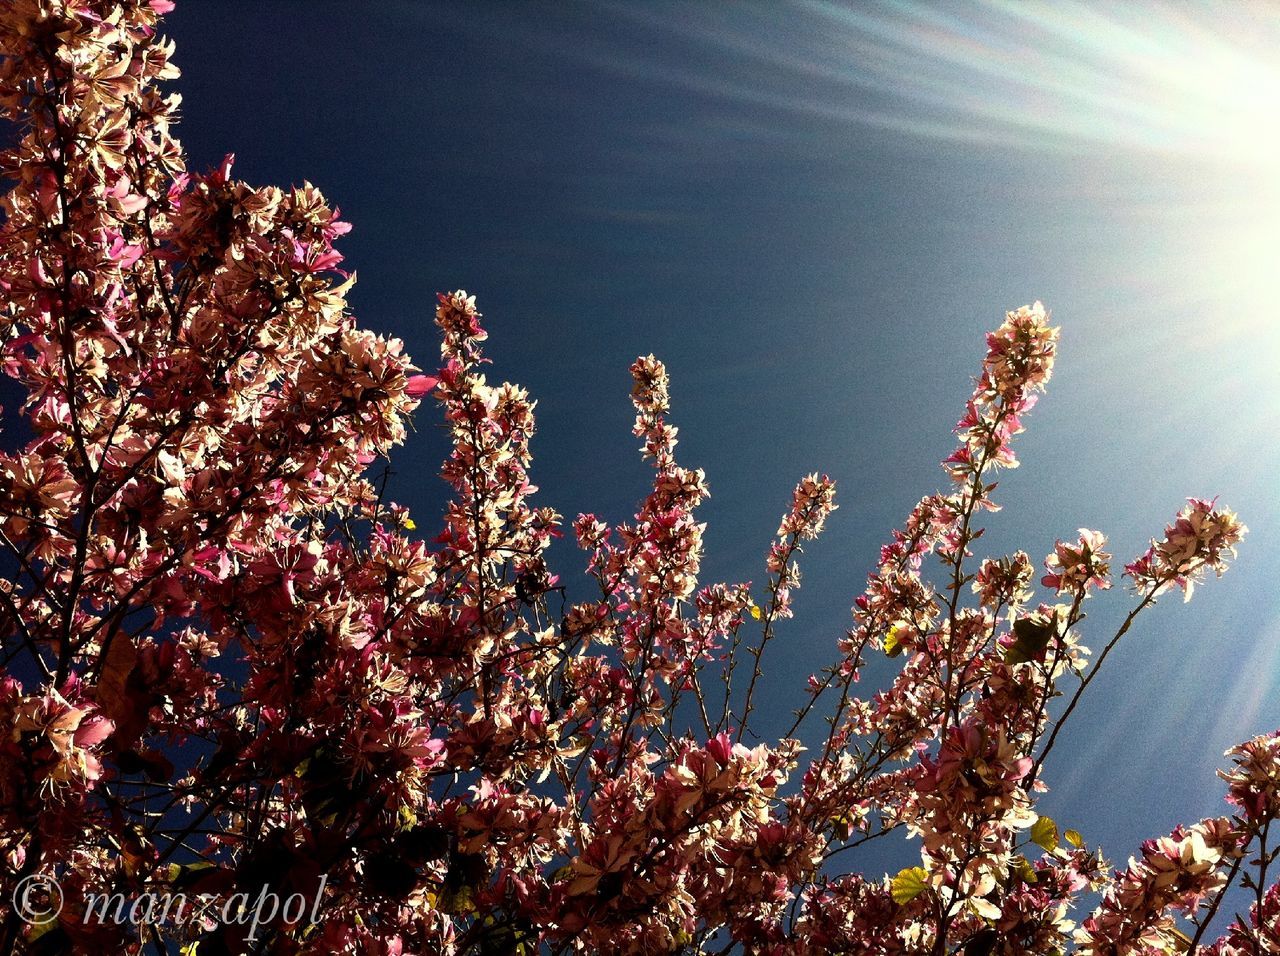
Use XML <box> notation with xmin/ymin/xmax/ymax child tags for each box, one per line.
<box><xmin>1027</xmin><ymin>586</ymin><xmax>1158</xmax><ymax>786</ymax></box>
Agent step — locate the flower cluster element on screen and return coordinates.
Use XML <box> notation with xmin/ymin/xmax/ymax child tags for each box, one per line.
<box><xmin>1076</xmin><ymin>818</ymin><xmax>1241</xmax><ymax>954</ymax></box>
<box><xmin>945</xmin><ymin>301</ymin><xmax>1059</xmax><ymax>482</ymax></box>
<box><xmin>4</xmin><ymin>683</ymin><xmax>114</xmax><ymax>798</ymax></box>
<box><xmin>1220</xmin><ymin>730</ymin><xmax>1280</xmax><ymax>824</ymax></box>
<box><xmin>1207</xmin><ymin>881</ymin><xmax>1280</xmax><ymax>955</ymax></box>
<box><xmin>1042</xmin><ymin>529</ymin><xmax>1112</xmax><ymax>597</ymax></box>
<box><xmin>973</xmin><ymin>550</ymin><xmax>1035</xmax><ymax>609</ymax></box>
<box><xmin>1125</xmin><ymin>497</ymin><xmax>1247</xmax><ymax>601</ymax></box>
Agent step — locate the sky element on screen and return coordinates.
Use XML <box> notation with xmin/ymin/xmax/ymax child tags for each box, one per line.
<box><xmin>166</xmin><ymin>0</ymin><xmax>1280</xmax><ymax>894</ymax></box>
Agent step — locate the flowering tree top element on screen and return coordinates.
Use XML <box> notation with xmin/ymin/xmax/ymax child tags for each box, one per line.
<box><xmin>0</xmin><ymin>3</ymin><xmax>1273</xmax><ymax>955</ymax></box>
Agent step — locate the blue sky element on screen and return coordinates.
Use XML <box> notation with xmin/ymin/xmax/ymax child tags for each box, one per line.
<box><xmin>167</xmin><ymin>1</ymin><xmax>1280</xmax><ymax>885</ymax></box>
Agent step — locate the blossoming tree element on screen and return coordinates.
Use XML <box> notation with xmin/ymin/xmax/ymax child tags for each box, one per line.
<box><xmin>0</xmin><ymin>2</ymin><xmax>1276</xmax><ymax>954</ymax></box>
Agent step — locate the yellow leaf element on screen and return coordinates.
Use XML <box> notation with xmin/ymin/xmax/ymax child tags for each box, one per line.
<box><xmin>890</xmin><ymin>866</ymin><xmax>929</xmax><ymax>905</ymax></box>
<box><xmin>25</xmin><ymin>915</ymin><xmax>59</xmax><ymax>944</ymax></box>
<box><xmin>1012</xmin><ymin>855</ymin><xmax>1038</xmax><ymax>883</ymax></box>
<box><xmin>1030</xmin><ymin>815</ymin><xmax>1059</xmax><ymax>853</ymax></box>
<box><xmin>884</xmin><ymin>622</ymin><xmax>909</xmax><ymax>658</ymax></box>
<box><xmin>1064</xmin><ymin>828</ymin><xmax>1083</xmax><ymax>848</ymax></box>
<box><xmin>98</xmin><ymin>634</ymin><xmax>138</xmax><ymax>729</ymax></box>
<box><xmin>750</xmin><ymin>605</ymin><xmax>763</xmax><ymax>621</ymax></box>
<box><xmin>403</xmin><ymin>518</ymin><xmax>416</xmax><ymax>531</ymax></box>
<box><xmin>441</xmin><ymin>885</ymin><xmax>475</xmax><ymax>916</ymax></box>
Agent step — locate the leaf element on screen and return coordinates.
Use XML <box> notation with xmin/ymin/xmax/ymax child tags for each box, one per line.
<box><xmin>26</xmin><ymin>924</ymin><xmax>72</xmax><ymax>956</ymax></box>
<box><xmin>1005</xmin><ymin>611</ymin><xmax>1058</xmax><ymax>665</ymax></box>
<box><xmin>396</xmin><ymin>823</ymin><xmax>449</xmax><ymax>864</ymax></box>
<box><xmin>440</xmin><ymin>884</ymin><xmax>476</xmax><ymax>916</ymax></box>
<box><xmin>1030</xmin><ymin>815</ymin><xmax>1059</xmax><ymax>853</ymax></box>
<box><xmin>884</xmin><ymin>623</ymin><xmax>909</xmax><ymax>658</ymax></box>
<box><xmin>1012</xmin><ymin>855</ymin><xmax>1038</xmax><ymax>884</ymax></box>
<box><xmin>964</xmin><ymin>929</ymin><xmax>998</xmax><ymax>956</ymax></box>
<box><xmin>166</xmin><ymin>861</ymin><xmax>221</xmax><ymax>891</ymax></box>
<box><xmin>1064</xmin><ymin>828</ymin><xmax>1083</xmax><ymax>848</ymax></box>
<box><xmin>365</xmin><ymin>848</ymin><xmax>419</xmax><ymax>898</ymax></box>
<box><xmin>890</xmin><ymin>866</ymin><xmax>929</xmax><ymax>905</ymax></box>
<box><xmin>97</xmin><ymin>635</ymin><xmax>142</xmax><ymax>748</ymax></box>
<box><xmin>749</xmin><ymin>605</ymin><xmax>763</xmax><ymax>621</ymax></box>
<box><xmin>114</xmin><ymin>747</ymin><xmax>173</xmax><ymax>782</ymax></box>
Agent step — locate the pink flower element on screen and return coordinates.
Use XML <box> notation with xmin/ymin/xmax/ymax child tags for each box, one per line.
<box><xmin>1125</xmin><ymin>498</ymin><xmax>1246</xmax><ymax>600</ymax></box>
<box><xmin>1042</xmin><ymin>528</ymin><xmax>1112</xmax><ymax>596</ymax></box>
<box><xmin>404</xmin><ymin>373</ymin><xmax>440</xmax><ymax>398</ymax></box>
<box><xmin>1220</xmin><ymin>731</ymin><xmax>1280</xmax><ymax>823</ymax></box>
